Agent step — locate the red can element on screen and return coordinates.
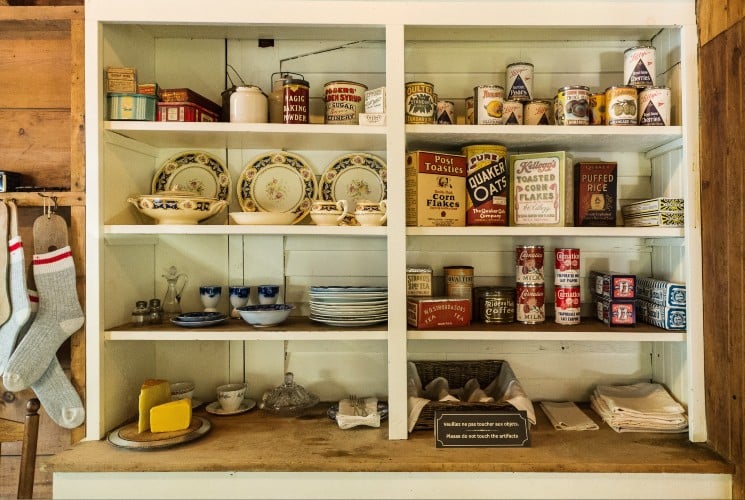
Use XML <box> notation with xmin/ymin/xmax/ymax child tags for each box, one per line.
<box><xmin>554</xmin><ymin>286</ymin><xmax>581</xmax><ymax>325</ymax></box>
<box><xmin>516</xmin><ymin>245</ymin><xmax>544</xmax><ymax>283</ymax></box>
<box><xmin>554</xmin><ymin>248</ymin><xmax>580</xmax><ymax>286</ymax></box>
<box><xmin>516</xmin><ymin>283</ymin><xmax>545</xmax><ymax>324</ymax></box>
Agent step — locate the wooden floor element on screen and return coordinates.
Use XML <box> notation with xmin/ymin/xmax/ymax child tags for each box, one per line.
<box><xmin>0</xmin><ymin>455</ymin><xmax>53</xmax><ymax>499</ymax></box>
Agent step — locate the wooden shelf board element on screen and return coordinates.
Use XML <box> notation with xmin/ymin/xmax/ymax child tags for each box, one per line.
<box><xmin>103</xmin><ymin>224</ymin><xmax>388</xmax><ymax>236</ymax></box>
<box><xmin>0</xmin><ymin>191</ymin><xmax>85</xmax><ymax>207</ymax></box>
<box><xmin>407</xmin><ymin>226</ymin><xmax>684</xmax><ymax>238</ymax></box>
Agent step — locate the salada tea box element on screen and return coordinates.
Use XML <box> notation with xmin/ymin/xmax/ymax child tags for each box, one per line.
<box><xmin>574</xmin><ymin>161</ymin><xmax>618</xmax><ymax>226</ymax></box>
<box><xmin>510</xmin><ymin>151</ymin><xmax>573</xmax><ymax>226</ymax></box>
<box><xmin>406</xmin><ymin>151</ymin><xmax>467</xmax><ymax>227</ymax></box>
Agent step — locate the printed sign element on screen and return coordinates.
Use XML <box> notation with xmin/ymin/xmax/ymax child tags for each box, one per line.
<box><xmin>434</xmin><ymin>410</ymin><xmax>530</xmax><ymax>448</ymax></box>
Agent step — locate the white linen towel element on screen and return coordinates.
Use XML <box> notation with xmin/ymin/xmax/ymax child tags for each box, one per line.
<box><xmin>594</xmin><ymin>382</ymin><xmax>686</xmax><ymax>416</ymax></box>
<box><xmin>540</xmin><ymin>401</ymin><xmax>599</xmax><ymax>431</ymax></box>
<box><xmin>336</xmin><ymin>397</ymin><xmax>381</xmax><ymax>429</ymax></box>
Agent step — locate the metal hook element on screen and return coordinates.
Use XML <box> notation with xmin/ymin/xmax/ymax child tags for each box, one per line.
<box><xmin>37</xmin><ymin>192</ymin><xmax>58</xmax><ymax>218</ymax></box>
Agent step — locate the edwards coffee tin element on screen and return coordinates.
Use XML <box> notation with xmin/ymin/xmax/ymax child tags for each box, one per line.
<box><xmin>605</xmin><ymin>85</ymin><xmax>638</xmax><ymax>125</ymax></box>
<box><xmin>516</xmin><ymin>245</ymin><xmax>544</xmax><ymax>284</ymax></box>
<box><xmin>624</xmin><ymin>45</ymin><xmax>656</xmax><ymax>88</ymax></box>
<box><xmin>639</xmin><ymin>86</ymin><xmax>671</xmax><ymax>126</ymax></box>
<box><xmin>462</xmin><ymin>144</ymin><xmax>509</xmax><ymax>226</ymax></box>
<box><xmin>406</xmin><ymin>81</ymin><xmax>435</xmax><ymax>124</ymax></box>
<box><xmin>474</xmin><ymin>85</ymin><xmax>505</xmax><ymax>125</ymax></box>
<box><xmin>324</xmin><ymin>80</ymin><xmax>367</xmax><ymax>124</ymax></box>
<box><xmin>506</xmin><ymin>62</ymin><xmax>534</xmax><ymax>102</ymax></box>
<box><xmin>554</xmin><ymin>286</ymin><xmax>581</xmax><ymax>325</ymax></box>
<box><xmin>516</xmin><ymin>283</ymin><xmax>545</xmax><ymax>324</ymax></box>
<box><xmin>557</xmin><ymin>86</ymin><xmax>589</xmax><ymax>125</ymax></box>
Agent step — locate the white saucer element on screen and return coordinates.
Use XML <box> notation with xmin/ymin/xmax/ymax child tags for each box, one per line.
<box><xmin>191</xmin><ymin>399</ymin><xmax>203</xmax><ymax>409</ymax></box>
<box><xmin>205</xmin><ymin>398</ymin><xmax>256</xmax><ymax>416</ymax></box>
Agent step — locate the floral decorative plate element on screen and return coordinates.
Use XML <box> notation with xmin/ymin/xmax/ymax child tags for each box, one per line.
<box><xmin>319</xmin><ymin>153</ymin><xmax>386</xmax><ymax>205</ymax></box>
<box><xmin>152</xmin><ymin>151</ymin><xmax>231</xmax><ymax>201</ymax></box>
<box><xmin>237</xmin><ymin>152</ymin><xmax>317</xmax><ymax>224</ymax></box>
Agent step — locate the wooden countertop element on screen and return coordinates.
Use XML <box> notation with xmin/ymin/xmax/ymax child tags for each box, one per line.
<box><xmin>44</xmin><ymin>405</ymin><xmax>732</xmax><ymax>475</ymax></box>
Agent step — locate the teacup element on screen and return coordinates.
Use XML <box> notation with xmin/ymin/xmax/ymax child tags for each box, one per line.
<box><xmin>170</xmin><ymin>381</ymin><xmax>195</xmax><ymax>402</ymax></box>
<box><xmin>257</xmin><ymin>285</ymin><xmax>280</xmax><ymax>305</ymax></box>
<box><xmin>310</xmin><ymin>200</ymin><xmax>348</xmax><ymax>226</ymax></box>
<box><xmin>354</xmin><ymin>199</ymin><xmax>387</xmax><ymax>226</ymax></box>
<box><xmin>216</xmin><ymin>383</ymin><xmax>247</xmax><ymax>412</ymax></box>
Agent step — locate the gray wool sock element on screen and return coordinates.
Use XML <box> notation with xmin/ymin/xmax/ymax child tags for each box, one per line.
<box><xmin>3</xmin><ymin>247</ymin><xmax>84</xmax><ymax>391</ymax></box>
<box><xmin>0</xmin><ymin>236</ymin><xmax>31</xmax><ymax>375</ymax></box>
<box><xmin>32</xmin><ymin>356</ymin><xmax>85</xmax><ymax>429</ymax></box>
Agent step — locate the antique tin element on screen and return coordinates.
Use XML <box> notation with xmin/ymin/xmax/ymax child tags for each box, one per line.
<box><xmin>556</xmin><ymin>86</ymin><xmax>589</xmax><ymax>125</ymax></box>
<box><xmin>436</xmin><ymin>100</ymin><xmax>456</xmax><ymax>124</ymax></box>
<box><xmin>107</xmin><ymin>93</ymin><xmax>157</xmax><ymax>121</ymax></box>
<box><xmin>524</xmin><ymin>99</ymin><xmax>552</xmax><ymax>125</ymax></box>
<box><xmin>554</xmin><ymin>247</ymin><xmax>580</xmax><ymax>286</ymax></box>
<box><xmin>510</xmin><ymin>151</ymin><xmax>574</xmax><ymax>226</ymax></box>
<box><xmin>637</xmin><ymin>300</ymin><xmax>686</xmax><ymax>330</ymax></box>
<box><xmin>324</xmin><ymin>80</ymin><xmax>366</xmax><ymax>124</ymax></box>
<box><xmin>462</xmin><ymin>144</ymin><xmax>509</xmax><ymax>226</ymax></box>
<box><xmin>574</xmin><ymin>161</ymin><xmax>618</xmax><ymax>227</ymax></box>
<box><xmin>596</xmin><ymin>298</ymin><xmax>636</xmax><ymax>326</ymax></box>
<box><xmin>407</xmin><ymin>264</ymin><xmax>433</xmax><ymax>297</ymax></box>
<box><xmin>106</xmin><ymin>66</ymin><xmax>137</xmax><ymax>93</ymax></box>
<box><xmin>605</xmin><ymin>85</ymin><xmax>638</xmax><ymax>125</ymax></box>
<box><xmin>465</xmin><ymin>96</ymin><xmax>474</xmax><ymax>124</ymax></box>
<box><xmin>406</xmin><ymin>151</ymin><xmax>467</xmax><ymax>227</ymax></box>
<box><xmin>160</xmin><ymin>87</ymin><xmax>222</xmax><ymax>116</ymax></box>
<box><xmin>364</xmin><ymin>86</ymin><xmax>386</xmax><ymax>113</ymax></box>
<box><xmin>406</xmin><ymin>81</ymin><xmax>435</xmax><ymax>124</ymax></box>
<box><xmin>589</xmin><ymin>92</ymin><xmax>606</xmax><ymax>125</ymax></box>
<box><xmin>636</xmin><ymin>277</ymin><xmax>686</xmax><ymax>307</ymax></box>
<box><xmin>624</xmin><ymin>45</ymin><xmax>656</xmax><ymax>88</ymax></box>
<box><xmin>639</xmin><ymin>86</ymin><xmax>671</xmax><ymax>126</ymax></box>
<box><xmin>406</xmin><ymin>296</ymin><xmax>471</xmax><ymax>328</ymax></box>
<box><xmin>554</xmin><ymin>285</ymin><xmax>581</xmax><ymax>325</ymax></box>
<box><xmin>157</xmin><ymin>102</ymin><xmax>219</xmax><ymax>122</ymax></box>
<box><xmin>479</xmin><ymin>287</ymin><xmax>516</xmax><ymax>324</ymax></box>
<box><xmin>516</xmin><ymin>283</ymin><xmax>545</xmax><ymax>324</ymax></box>
<box><xmin>0</xmin><ymin>171</ymin><xmax>21</xmax><ymax>193</ymax></box>
<box><xmin>590</xmin><ymin>270</ymin><xmax>636</xmax><ymax>300</ymax></box>
<box><xmin>506</xmin><ymin>62</ymin><xmax>534</xmax><ymax>102</ymax></box>
<box><xmin>502</xmin><ymin>100</ymin><xmax>524</xmax><ymax>125</ymax></box>
<box><xmin>444</xmin><ymin>265</ymin><xmax>474</xmax><ymax>299</ymax></box>
<box><xmin>474</xmin><ymin>85</ymin><xmax>505</xmax><ymax>125</ymax></box>
<box><xmin>282</xmin><ymin>77</ymin><xmax>310</xmax><ymax>124</ymax></box>
<box><xmin>516</xmin><ymin>245</ymin><xmax>544</xmax><ymax>284</ymax></box>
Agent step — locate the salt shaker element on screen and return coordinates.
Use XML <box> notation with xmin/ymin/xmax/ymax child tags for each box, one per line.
<box><xmin>131</xmin><ymin>300</ymin><xmax>149</xmax><ymax>326</ymax></box>
<box><xmin>148</xmin><ymin>298</ymin><xmax>164</xmax><ymax>324</ymax></box>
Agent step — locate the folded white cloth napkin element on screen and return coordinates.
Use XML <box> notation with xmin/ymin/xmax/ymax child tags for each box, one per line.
<box><xmin>594</xmin><ymin>382</ymin><xmax>686</xmax><ymax>416</ymax></box>
<box><xmin>540</xmin><ymin>401</ymin><xmax>599</xmax><ymax>431</ymax></box>
<box><xmin>336</xmin><ymin>397</ymin><xmax>381</xmax><ymax>429</ymax></box>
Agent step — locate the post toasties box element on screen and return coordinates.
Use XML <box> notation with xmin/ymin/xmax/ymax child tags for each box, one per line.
<box><xmin>406</xmin><ymin>151</ymin><xmax>467</xmax><ymax>227</ymax></box>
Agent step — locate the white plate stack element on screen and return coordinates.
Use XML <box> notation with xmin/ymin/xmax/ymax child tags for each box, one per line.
<box><xmin>309</xmin><ymin>286</ymin><xmax>388</xmax><ymax>327</ymax></box>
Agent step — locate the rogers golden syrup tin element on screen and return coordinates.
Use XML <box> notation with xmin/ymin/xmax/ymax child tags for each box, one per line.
<box><xmin>474</xmin><ymin>85</ymin><xmax>504</xmax><ymax>125</ymax></box>
<box><xmin>462</xmin><ymin>144</ymin><xmax>509</xmax><ymax>226</ymax></box>
<box><xmin>605</xmin><ymin>85</ymin><xmax>638</xmax><ymax>125</ymax></box>
<box><xmin>516</xmin><ymin>245</ymin><xmax>544</xmax><ymax>284</ymax></box>
<box><xmin>516</xmin><ymin>283</ymin><xmax>545</xmax><ymax>324</ymax></box>
<box><xmin>324</xmin><ymin>80</ymin><xmax>367</xmax><ymax>124</ymax></box>
<box><xmin>406</xmin><ymin>81</ymin><xmax>435</xmax><ymax>124</ymax></box>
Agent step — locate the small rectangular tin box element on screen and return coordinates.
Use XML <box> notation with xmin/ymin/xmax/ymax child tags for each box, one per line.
<box><xmin>636</xmin><ymin>277</ymin><xmax>686</xmax><ymax>307</ymax></box>
<box><xmin>637</xmin><ymin>300</ymin><xmax>686</xmax><ymax>330</ymax></box>
<box><xmin>107</xmin><ymin>93</ymin><xmax>157</xmax><ymax>121</ymax></box>
<box><xmin>106</xmin><ymin>67</ymin><xmax>137</xmax><ymax>93</ymax></box>
<box><xmin>596</xmin><ymin>298</ymin><xmax>636</xmax><ymax>327</ymax></box>
<box><xmin>407</xmin><ymin>296</ymin><xmax>471</xmax><ymax>328</ymax></box>
<box><xmin>574</xmin><ymin>161</ymin><xmax>617</xmax><ymax>226</ymax></box>
<box><xmin>157</xmin><ymin>102</ymin><xmax>219</xmax><ymax>122</ymax></box>
<box><xmin>406</xmin><ymin>151</ymin><xmax>467</xmax><ymax>227</ymax></box>
<box><xmin>159</xmin><ymin>87</ymin><xmax>222</xmax><ymax>117</ymax></box>
<box><xmin>590</xmin><ymin>270</ymin><xmax>636</xmax><ymax>300</ymax></box>
<box><xmin>0</xmin><ymin>171</ymin><xmax>21</xmax><ymax>192</ymax></box>
<box><xmin>406</xmin><ymin>264</ymin><xmax>433</xmax><ymax>297</ymax></box>
<box><xmin>510</xmin><ymin>151</ymin><xmax>574</xmax><ymax>226</ymax></box>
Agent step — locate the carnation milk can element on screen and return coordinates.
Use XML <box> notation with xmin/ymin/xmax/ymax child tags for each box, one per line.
<box><xmin>462</xmin><ymin>144</ymin><xmax>509</xmax><ymax>226</ymax></box>
<box><xmin>554</xmin><ymin>286</ymin><xmax>581</xmax><ymax>325</ymax></box>
<box><xmin>516</xmin><ymin>245</ymin><xmax>544</xmax><ymax>284</ymax></box>
<box><xmin>324</xmin><ymin>80</ymin><xmax>367</xmax><ymax>124</ymax></box>
<box><xmin>554</xmin><ymin>247</ymin><xmax>580</xmax><ymax>286</ymax></box>
<box><xmin>516</xmin><ymin>283</ymin><xmax>545</xmax><ymax>324</ymax></box>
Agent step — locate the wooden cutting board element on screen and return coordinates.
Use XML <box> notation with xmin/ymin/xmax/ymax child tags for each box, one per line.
<box><xmin>107</xmin><ymin>416</ymin><xmax>211</xmax><ymax>450</ymax></box>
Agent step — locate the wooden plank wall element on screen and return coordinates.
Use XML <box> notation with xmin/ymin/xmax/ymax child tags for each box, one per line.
<box><xmin>698</xmin><ymin>0</ymin><xmax>745</xmax><ymax>498</ymax></box>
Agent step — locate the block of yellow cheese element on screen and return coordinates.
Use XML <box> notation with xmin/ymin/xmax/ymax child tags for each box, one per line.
<box><xmin>150</xmin><ymin>398</ymin><xmax>192</xmax><ymax>433</ymax></box>
<box><xmin>138</xmin><ymin>379</ymin><xmax>171</xmax><ymax>433</ymax></box>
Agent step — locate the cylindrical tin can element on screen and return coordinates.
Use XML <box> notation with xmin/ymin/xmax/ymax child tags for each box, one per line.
<box><xmin>465</xmin><ymin>96</ymin><xmax>474</xmax><ymax>124</ymax></box>
<box><xmin>282</xmin><ymin>77</ymin><xmax>310</xmax><ymax>124</ymax></box>
<box><xmin>480</xmin><ymin>287</ymin><xmax>516</xmax><ymax>324</ymax></box>
<box><xmin>436</xmin><ymin>100</ymin><xmax>456</xmax><ymax>124</ymax></box>
<box><xmin>230</xmin><ymin>85</ymin><xmax>268</xmax><ymax>123</ymax></box>
<box><xmin>406</xmin><ymin>81</ymin><xmax>435</xmax><ymax>124</ymax></box>
<box><xmin>524</xmin><ymin>99</ymin><xmax>552</xmax><ymax>125</ymax></box>
<box><xmin>557</xmin><ymin>86</ymin><xmax>590</xmax><ymax>125</ymax></box>
<box><xmin>444</xmin><ymin>265</ymin><xmax>474</xmax><ymax>299</ymax></box>
<box><xmin>589</xmin><ymin>92</ymin><xmax>606</xmax><ymax>125</ymax></box>
<box><xmin>516</xmin><ymin>283</ymin><xmax>545</xmax><ymax>324</ymax></box>
<box><xmin>502</xmin><ymin>100</ymin><xmax>524</xmax><ymax>125</ymax></box>
<box><xmin>324</xmin><ymin>80</ymin><xmax>367</xmax><ymax>124</ymax></box>
<box><xmin>407</xmin><ymin>264</ymin><xmax>433</xmax><ymax>297</ymax></box>
<box><xmin>474</xmin><ymin>85</ymin><xmax>505</xmax><ymax>125</ymax></box>
<box><xmin>516</xmin><ymin>245</ymin><xmax>544</xmax><ymax>284</ymax></box>
<box><xmin>462</xmin><ymin>144</ymin><xmax>509</xmax><ymax>226</ymax></box>
<box><xmin>605</xmin><ymin>85</ymin><xmax>638</xmax><ymax>125</ymax></box>
<box><xmin>639</xmin><ymin>86</ymin><xmax>671</xmax><ymax>126</ymax></box>
<box><xmin>506</xmin><ymin>62</ymin><xmax>534</xmax><ymax>102</ymax></box>
<box><xmin>554</xmin><ymin>247</ymin><xmax>580</xmax><ymax>286</ymax></box>
<box><xmin>554</xmin><ymin>285</ymin><xmax>581</xmax><ymax>325</ymax></box>
<box><xmin>624</xmin><ymin>45</ymin><xmax>656</xmax><ymax>88</ymax></box>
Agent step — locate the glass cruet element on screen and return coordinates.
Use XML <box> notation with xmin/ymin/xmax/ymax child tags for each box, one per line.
<box><xmin>161</xmin><ymin>266</ymin><xmax>188</xmax><ymax>320</ymax></box>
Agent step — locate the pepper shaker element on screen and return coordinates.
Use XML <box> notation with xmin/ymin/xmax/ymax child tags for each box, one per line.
<box><xmin>131</xmin><ymin>300</ymin><xmax>149</xmax><ymax>326</ymax></box>
<box><xmin>148</xmin><ymin>298</ymin><xmax>164</xmax><ymax>324</ymax></box>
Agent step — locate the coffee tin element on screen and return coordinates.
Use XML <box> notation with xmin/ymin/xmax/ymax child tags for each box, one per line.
<box><xmin>524</xmin><ymin>99</ymin><xmax>552</xmax><ymax>125</ymax></box>
<box><xmin>516</xmin><ymin>283</ymin><xmax>545</xmax><ymax>324</ymax></box>
<box><xmin>557</xmin><ymin>86</ymin><xmax>590</xmax><ymax>125</ymax></box>
<box><xmin>589</xmin><ymin>93</ymin><xmax>606</xmax><ymax>125</ymax></box>
<box><xmin>462</xmin><ymin>144</ymin><xmax>509</xmax><ymax>226</ymax></box>
<box><xmin>479</xmin><ymin>287</ymin><xmax>516</xmax><ymax>324</ymax></box>
<box><xmin>436</xmin><ymin>100</ymin><xmax>456</xmax><ymax>124</ymax></box>
<box><xmin>605</xmin><ymin>85</ymin><xmax>638</xmax><ymax>125</ymax></box>
<box><xmin>502</xmin><ymin>100</ymin><xmax>524</xmax><ymax>125</ymax></box>
<box><xmin>444</xmin><ymin>266</ymin><xmax>474</xmax><ymax>299</ymax></box>
<box><xmin>506</xmin><ymin>62</ymin><xmax>534</xmax><ymax>102</ymax></box>
<box><xmin>406</xmin><ymin>81</ymin><xmax>435</xmax><ymax>124</ymax></box>
<box><xmin>516</xmin><ymin>245</ymin><xmax>544</xmax><ymax>284</ymax></box>
<box><xmin>465</xmin><ymin>96</ymin><xmax>474</xmax><ymax>124</ymax></box>
<box><xmin>474</xmin><ymin>85</ymin><xmax>505</xmax><ymax>125</ymax></box>
<box><xmin>324</xmin><ymin>80</ymin><xmax>367</xmax><ymax>124</ymax></box>
<box><xmin>639</xmin><ymin>86</ymin><xmax>671</xmax><ymax>126</ymax></box>
<box><xmin>554</xmin><ymin>248</ymin><xmax>580</xmax><ymax>286</ymax></box>
<box><xmin>554</xmin><ymin>286</ymin><xmax>581</xmax><ymax>325</ymax></box>
<box><xmin>624</xmin><ymin>45</ymin><xmax>656</xmax><ymax>88</ymax></box>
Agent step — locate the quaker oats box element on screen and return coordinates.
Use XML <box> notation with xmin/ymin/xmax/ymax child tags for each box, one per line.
<box><xmin>406</xmin><ymin>151</ymin><xmax>467</xmax><ymax>227</ymax></box>
<box><xmin>510</xmin><ymin>151</ymin><xmax>573</xmax><ymax>226</ymax></box>
<box><xmin>574</xmin><ymin>161</ymin><xmax>618</xmax><ymax>226</ymax></box>
<box><xmin>407</xmin><ymin>296</ymin><xmax>471</xmax><ymax>328</ymax></box>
